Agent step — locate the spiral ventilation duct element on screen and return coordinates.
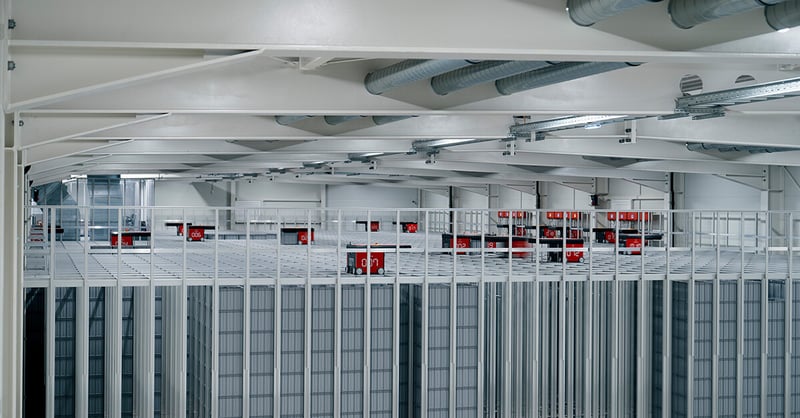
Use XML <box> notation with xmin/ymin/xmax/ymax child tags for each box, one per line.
<box><xmin>669</xmin><ymin>0</ymin><xmax>787</xmax><ymax>29</ymax></box>
<box><xmin>765</xmin><ymin>0</ymin><xmax>800</xmax><ymax>30</ymax></box>
<box><xmin>567</xmin><ymin>0</ymin><xmax>662</xmax><ymax>26</ymax></box>
<box><xmin>686</xmin><ymin>143</ymin><xmax>795</xmax><ymax>153</ymax></box>
<box><xmin>324</xmin><ymin>115</ymin><xmax>361</xmax><ymax>125</ymax></box>
<box><xmin>495</xmin><ymin>61</ymin><xmax>639</xmax><ymax>96</ymax></box>
<box><xmin>364</xmin><ymin>59</ymin><xmax>475</xmax><ymax>95</ymax></box>
<box><xmin>430</xmin><ymin>61</ymin><xmax>551</xmax><ymax>95</ymax></box>
<box><xmin>275</xmin><ymin>115</ymin><xmax>312</xmax><ymax>125</ymax></box>
<box><xmin>371</xmin><ymin>116</ymin><xmax>414</xmax><ymax>125</ymax></box>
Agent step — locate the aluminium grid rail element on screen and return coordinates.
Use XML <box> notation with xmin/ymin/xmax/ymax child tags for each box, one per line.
<box><xmin>22</xmin><ymin>206</ymin><xmax>800</xmax><ymax>287</ymax></box>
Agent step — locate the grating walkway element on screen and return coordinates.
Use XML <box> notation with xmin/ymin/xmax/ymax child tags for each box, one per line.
<box><xmin>23</xmin><ymin>230</ymin><xmax>800</xmax><ymax>286</ymax></box>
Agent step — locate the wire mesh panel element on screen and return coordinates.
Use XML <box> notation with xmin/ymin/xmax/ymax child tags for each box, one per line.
<box><xmin>693</xmin><ymin>281</ymin><xmax>713</xmax><ymax>418</ymax></box>
<box><xmin>743</xmin><ymin>280</ymin><xmax>762</xmax><ymax>417</ymax></box>
<box><xmin>154</xmin><ymin>287</ymin><xmax>163</xmax><ymax>418</ymax></box>
<box><xmin>619</xmin><ymin>281</ymin><xmax>638</xmax><ymax>418</ymax></box>
<box><xmin>219</xmin><ymin>286</ymin><xmax>244</xmax><ymax>418</ymax></box>
<box><xmin>341</xmin><ymin>285</ymin><xmax>364</xmax><ymax>418</ymax></box>
<box><xmin>88</xmin><ymin>288</ymin><xmax>105</xmax><ymax>418</ymax></box>
<box><xmin>399</xmin><ymin>284</ymin><xmax>411</xmax><ymax>418</ymax></box>
<box><xmin>280</xmin><ymin>286</ymin><xmax>305</xmax><ymax>418</ymax></box>
<box><xmin>24</xmin><ymin>288</ymin><xmax>47</xmax><ymax>417</ymax></box>
<box><xmin>719</xmin><ymin>281</ymin><xmax>738</xmax><ymax>418</ymax></box>
<box><xmin>370</xmin><ymin>285</ymin><xmax>393</xmax><ymax>418</ymax></box>
<box><xmin>428</xmin><ymin>284</ymin><xmax>450</xmax><ymax>418</ymax></box>
<box><xmin>122</xmin><ymin>287</ymin><xmax>135</xmax><ymax>418</ymax></box>
<box><xmin>456</xmin><ymin>284</ymin><xmax>478</xmax><ymax>418</ymax></box>
<box><xmin>55</xmin><ymin>287</ymin><xmax>76</xmax><ymax>418</ymax></box>
<box><xmin>311</xmin><ymin>286</ymin><xmax>334</xmax><ymax>417</ymax></box>
<box><xmin>671</xmin><ymin>281</ymin><xmax>689</xmax><ymax>418</ymax></box>
<box><xmin>413</xmin><ymin>285</ymin><xmax>422</xmax><ymax>418</ymax></box>
<box><xmin>250</xmin><ymin>286</ymin><xmax>275</xmax><ymax>418</ymax></box>
<box><xmin>792</xmin><ymin>280</ymin><xmax>800</xmax><ymax>412</ymax></box>
<box><xmin>767</xmin><ymin>280</ymin><xmax>785</xmax><ymax>417</ymax></box>
<box><xmin>651</xmin><ymin>281</ymin><xmax>664</xmax><ymax>418</ymax></box>
<box><xmin>187</xmin><ymin>286</ymin><xmax>213</xmax><ymax>418</ymax></box>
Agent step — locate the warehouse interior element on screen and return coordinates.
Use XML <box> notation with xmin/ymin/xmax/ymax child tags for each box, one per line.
<box><xmin>4</xmin><ymin>0</ymin><xmax>800</xmax><ymax>417</ymax></box>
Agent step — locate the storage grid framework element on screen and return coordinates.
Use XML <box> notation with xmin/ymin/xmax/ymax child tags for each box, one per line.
<box><xmin>20</xmin><ymin>206</ymin><xmax>800</xmax><ymax>417</ymax></box>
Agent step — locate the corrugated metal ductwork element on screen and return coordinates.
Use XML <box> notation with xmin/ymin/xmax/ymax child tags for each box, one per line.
<box><xmin>372</xmin><ymin>115</ymin><xmax>414</xmax><ymax>125</ymax></box>
<box><xmin>430</xmin><ymin>61</ymin><xmax>551</xmax><ymax>95</ymax></box>
<box><xmin>765</xmin><ymin>0</ymin><xmax>800</xmax><ymax>30</ymax></box>
<box><xmin>495</xmin><ymin>61</ymin><xmax>639</xmax><ymax>96</ymax></box>
<box><xmin>275</xmin><ymin>115</ymin><xmax>312</xmax><ymax>125</ymax></box>
<box><xmin>324</xmin><ymin>115</ymin><xmax>361</xmax><ymax>125</ymax></box>
<box><xmin>686</xmin><ymin>142</ymin><xmax>795</xmax><ymax>153</ymax></box>
<box><xmin>567</xmin><ymin>0</ymin><xmax>662</xmax><ymax>26</ymax></box>
<box><xmin>364</xmin><ymin>60</ymin><xmax>475</xmax><ymax>95</ymax></box>
<box><xmin>669</xmin><ymin>0</ymin><xmax>787</xmax><ymax>29</ymax></box>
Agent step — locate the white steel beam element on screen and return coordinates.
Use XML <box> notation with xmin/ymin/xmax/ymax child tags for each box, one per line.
<box><xmin>4</xmin><ymin>0</ymin><xmax>664</xmax><ymax>59</ymax></box>
<box><xmin>298</xmin><ymin>57</ymin><xmax>335</xmax><ymax>71</ymax></box>
<box><xmin>25</xmin><ymin>139</ymin><xmax>133</xmax><ymax>165</ymax></box>
<box><xmin>9</xmin><ymin>46</ymin><xmax>226</xmax><ymax>105</ymax></box>
<box><xmin>20</xmin><ymin>113</ymin><xmax>169</xmax><ymax>149</ymax></box>
<box><xmin>9</xmin><ymin>50</ymin><xmax>264</xmax><ymax>111</ymax></box>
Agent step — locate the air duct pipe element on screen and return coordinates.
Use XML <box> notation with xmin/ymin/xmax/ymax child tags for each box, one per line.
<box><xmin>275</xmin><ymin>115</ymin><xmax>312</xmax><ymax>125</ymax></box>
<box><xmin>568</xmin><ymin>0</ymin><xmax>662</xmax><ymax>26</ymax></box>
<box><xmin>430</xmin><ymin>61</ymin><xmax>551</xmax><ymax>95</ymax></box>
<box><xmin>364</xmin><ymin>59</ymin><xmax>475</xmax><ymax>95</ymax></box>
<box><xmin>324</xmin><ymin>115</ymin><xmax>362</xmax><ymax>125</ymax></box>
<box><xmin>371</xmin><ymin>115</ymin><xmax>414</xmax><ymax>125</ymax></box>
<box><xmin>669</xmin><ymin>0</ymin><xmax>787</xmax><ymax>29</ymax></box>
<box><xmin>686</xmin><ymin>143</ymin><xmax>792</xmax><ymax>153</ymax></box>
<box><xmin>495</xmin><ymin>61</ymin><xmax>639</xmax><ymax>95</ymax></box>
<box><xmin>765</xmin><ymin>0</ymin><xmax>800</xmax><ymax>30</ymax></box>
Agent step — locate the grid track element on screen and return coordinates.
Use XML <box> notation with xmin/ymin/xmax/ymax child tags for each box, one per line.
<box><xmin>24</xmin><ymin>230</ymin><xmax>800</xmax><ymax>286</ymax></box>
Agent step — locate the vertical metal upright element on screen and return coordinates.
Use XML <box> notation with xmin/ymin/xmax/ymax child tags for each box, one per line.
<box><xmin>305</xmin><ymin>210</ymin><xmax>313</xmax><ymax>418</ymax></box>
<box><xmin>334</xmin><ymin>210</ymin><xmax>342</xmax><ymax>418</ymax></box>
<box><xmin>712</xmin><ymin>212</ymin><xmax>721</xmax><ymax>418</ymax></box>
<box><xmin>785</xmin><ymin>213</ymin><xmax>793</xmax><ymax>418</ymax></box>
<box><xmin>211</xmin><ymin>210</ymin><xmax>220</xmax><ymax>418</ymax></box>
<box><xmin>421</xmin><ymin>211</ymin><xmax>429</xmax><ymax>418</ymax></box>
<box><xmin>242</xmin><ymin>208</ymin><xmax>251</xmax><ymax>418</ymax></box>
<box><xmin>737</xmin><ymin>212</ymin><xmax>745</xmax><ymax>418</ymax></box>
<box><xmin>363</xmin><ymin>209</ymin><xmax>372</xmax><ymax>418</ymax></box>
<box><xmin>393</xmin><ymin>209</ymin><xmax>401</xmax><ymax>418</ymax></box>
<box><xmin>477</xmin><ymin>210</ymin><xmax>486</xmax><ymax>418</ymax></box>
<box><xmin>273</xmin><ymin>214</ymin><xmax>282</xmax><ymax>418</ymax></box>
<box><xmin>449</xmin><ymin>212</ymin><xmax>458</xmax><ymax>417</ymax></box>
<box><xmin>75</xmin><ymin>282</ymin><xmax>89</xmax><ymax>417</ymax></box>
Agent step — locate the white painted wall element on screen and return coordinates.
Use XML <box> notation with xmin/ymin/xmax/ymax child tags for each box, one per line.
<box><xmin>783</xmin><ymin>167</ymin><xmax>800</xmax><ymax>211</ymax></box>
<box><xmin>683</xmin><ymin>174</ymin><xmax>760</xmax><ymax>210</ymax></box>
<box><xmin>497</xmin><ymin>186</ymin><xmax>536</xmax><ymax>209</ymax></box>
<box><xmin>607</xmin><ymin>179</ymin><xmax>665</xmax><ymax>210</ymax></box>
<box><xmin>155</xmin><ymin>180</ymin><xmax>230</xmax><ymax>207</ymax></box>
<box><xmin>235</xmin><ymin>180</ymin><xmax>322</xmax><ymax>208</ymax></box>
<box><xmin>325</xmin><ymin>185</ymin><xmax>417</xmax><ymax>208</ymax></box>
<box><xmin>153</xmin><ymin>180</ymin><xmax>232</xmax><ymax>228</ymax></box>
<box><xmin>421</xmin><ymin>190</ymin><xmax>448</xmax><ymax>209</ymax></box>
<box><xmin>455</xmin><ymin>188</ymin><xmax>488</xmax><ymax>208</ymax></box>
<box><xmin>543</xmin><ymin>183</ymin><xmax>591</xmax><ymax>210</ymax></box>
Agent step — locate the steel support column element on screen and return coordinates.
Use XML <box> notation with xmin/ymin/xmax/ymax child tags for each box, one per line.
<box><xmin>2</xmin><ymin>112</ymin><xmax>23</xmax><ymax>418</ymax></box>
